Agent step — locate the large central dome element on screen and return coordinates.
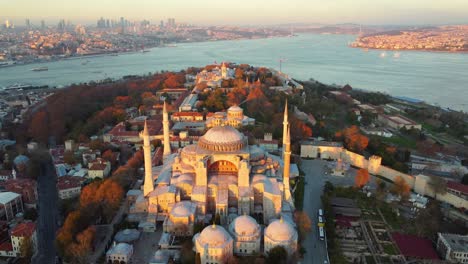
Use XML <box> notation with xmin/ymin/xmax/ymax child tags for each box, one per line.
<box><xmin>198</xmin><ymin>125</ymin><xmax>246</xmax><ymax>152</ymax></box>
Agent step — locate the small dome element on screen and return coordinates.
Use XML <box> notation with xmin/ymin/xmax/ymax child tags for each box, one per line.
<box><xmin>229</xmin><ymin>215</ymin><xmax>259</xmax><ymax>236</ymax></box>
<box><xmin>198</xmin><ymin>126</ymin><xmax>246</xmax><ymax>152</ymax></box>
<box><xmin>13</xmin><ymin>155</ymin><xmax>29</xmax><ymax>165</ymax></box>
<box><xmin>265</xmin><ymin>218</ymin><xmax>297</xmax><ymax>242</ymax></box>
<box><xmin>171</xmin><ymin>201</ymin><xmax>194</xmax><ymax>217</ymax></box>
<box><xmin>228</xmin><ymin>105</ymin><xmax>243</xmax><ymax>112</ymax></box>
<box><xmin>198</xmin><ymin>224</ymin><xmax>232</xmax><ymax>246</ymax></box>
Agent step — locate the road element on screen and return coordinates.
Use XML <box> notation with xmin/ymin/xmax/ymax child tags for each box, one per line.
<box><xmin>32</xmin><ymin>153</ymin><xmax>59</xmax><ymax>264</ymax></box>
<box><xmin>301</xmin><ymin>159</ymin><xmax>329</xmax><ymax>264</ymax></box>
<box><xmin>300</xmin><ymin>159</ymin><xmax>380</xmax><ymax>264</ymax></box>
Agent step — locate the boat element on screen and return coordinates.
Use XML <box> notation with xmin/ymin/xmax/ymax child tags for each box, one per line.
<box><xmin>31</xmin><ymin>66</ymin><xmax>48</xmax><ymax>71</ymax></box>
<box><xmin>379</xmin><ymin>52</ymin><xmax>387</xmax><ymax>58</ymax></box>
<box><xmin>81</xmin><ymin>60</ymin><xmax>90</xmax><ymax>65</ymax></box>
<box><xmin>142</xmin><ymin>50</ymin><xmax>150</xmax><ymax>53</ymax></box>
<box><xmin>4</xmin><ymin>83</ymin><xmax>33</xmax><ymax>90</ymax></box>
<box><xmin>393</xmin><ymin>52</ymin><xmax>401</xmax><ymax>58</ymax></box>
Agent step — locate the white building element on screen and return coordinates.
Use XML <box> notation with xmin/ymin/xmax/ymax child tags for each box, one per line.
<box><xmin>228</xmin><ymin>215</ymin><xmax>261</xmax><ymax>256</ymax></box>
<box><xmin>163</xmin><ymin>201</ymin><xmax>197</xmax><ymax>236</ymax></box>
<box><xmin>193</xmin><ymin>224</ymin><xmax>234</xmax><ymax>264</ymax></box>
<box><xmin>0</xmin><ymin>192</ymin><xmax>23</xmax><ymax>222</ymax></box>
<box><xmin>106</xmin><ymin>242</ymin><xmax>133</xmax><ymax>264</ymax></box>
<box><xmin>264</xmin><ymin>218</ymin><xmax>298</xmax><ymax>256</ymax></box>
<box><xmin>437</xmin><ymin>233</ymin><xmax>468</xmax><ymax>263</ymax></box>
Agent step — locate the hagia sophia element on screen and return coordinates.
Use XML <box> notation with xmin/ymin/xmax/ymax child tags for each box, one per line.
<box><xmin>132</xmin><ymin>100</ymin><xmax>298</xmax><ymax>262</ymax></box>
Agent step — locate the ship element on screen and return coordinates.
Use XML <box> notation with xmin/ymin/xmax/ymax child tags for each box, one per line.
<box><xmin>393</xmin><ymin>52</ymin><xmax>401</xmax><ymax>58</ymax></box>
<box><xmin>379</xmin><ymin>52</ymin><xmax>387</xmax><ymax>58</ymax></box>
<box><xmin>4</xmin><ymin>83</ymin><xmax>33</xmax><ymax>90</ymax></box>
<box><xmin>31</xmin><ymin>66</ymin><xmax>48</xmax><ymax>71</ymax></box>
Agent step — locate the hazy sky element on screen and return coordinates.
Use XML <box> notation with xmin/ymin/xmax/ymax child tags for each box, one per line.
<box><xmin>2</xmin><ymin>0</ymin><xmax>468</xmax><ymax>26</ymax></box>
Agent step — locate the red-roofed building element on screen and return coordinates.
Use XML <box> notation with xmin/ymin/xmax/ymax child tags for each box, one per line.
<box><xmin>11</xmin><ymin>222</ymin><xmax>37</xmax><ymax>256</ymax></box>
<box><xmin>104</xmin><ymin>119</ymin><xmax>162</xmax><ymax>143</ymax></box>
<box><xmin>1</xmin><ymin>179</ymin><xmax>37</xmax><ymax>206</ymax></box>
<box><xmin>392</xmin><ymin>233</ymin><xmax>439</xmax><ymax>260</ymax></box>
<box><xmin>88</xmin><ymin>158</ymin><xmax>111</xmax><ymax>179</ymax></box>
<box><xmin>0</xmin><ymin>241</ymin><xmax>14</xmax><ymax>257</ymax></box>
<box><xmin>57</xmin><ymin>176</ymin><xmax>85</xmax><ymax>200</ymax></box>
<box><xmin>446</xmin><ymin>180</ymin><xmax>468</xmax><ymax>200</ymax></box>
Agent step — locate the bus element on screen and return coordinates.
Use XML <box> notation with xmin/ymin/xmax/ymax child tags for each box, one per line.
<box><xmin>318</xmin><ymin>216</ymin><xmax>325</xmax><ymax>227</ymax></box>
<box><xmin>318</xmin><ymin>226</ymin><xmax>325</xmax><ymax>241</ymax></box>
<box><xmin>318</xmin><ymin>209</ymin><xmax>324</xmax><ymax>217</ymax></box>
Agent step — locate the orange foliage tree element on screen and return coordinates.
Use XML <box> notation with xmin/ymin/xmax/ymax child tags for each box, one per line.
<box><xmin>338</xmin><ymin>126</ymin><xmax>369</xmax><ymax>153</ymax></box>
<box><xmin>355</xmin><ymin>168</ymin><xmax>370</xmax><ymax>188</ymax></box>
<box><xmin>391</xmin><ymin>176</ymin><xmax>411</xmax><ymax>199</ymax></box>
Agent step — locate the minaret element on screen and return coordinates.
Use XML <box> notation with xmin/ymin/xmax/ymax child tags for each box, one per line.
<box><xmin>163</xmin><ymin>101</ymin><xmax>171</xmax><ymax>157</ymax></box>
<box><xmin>282</xmin><ymin>100</ymin><xmax>289</xmax><ymax>152</ymax></box>
<box><xmin>283</xmin><ymin>124</ymin><xmax>292</xmax><ymax>201</ymax></box>
<box><xmin>221</xmin><ymin>62</ymin><xmax>227</xmax><ymax>79</ymax></box>
<box><xmin>140</xmin><ymin>121</ymin><xmax>153</xmax><ymax>196</ymax></box>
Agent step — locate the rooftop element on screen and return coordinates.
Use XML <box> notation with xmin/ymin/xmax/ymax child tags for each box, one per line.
<box><xmin>0</xmin><ymin>192</ymin><xmax>20</xmax><ymax>204</ymax></box>
<box><xmin>439</xmin><ymin>233</ymin><xmax>468</xmax><ymax>252</ymax></box>
<box><xmin>393</xmin><ymin>233</ymin><xmax>439</xmax><ymax>259</ymax></box>
<box><xmin>11</xmin><ymin>222</ymin><xmax>36</xmax><ymax>237</ymax></box>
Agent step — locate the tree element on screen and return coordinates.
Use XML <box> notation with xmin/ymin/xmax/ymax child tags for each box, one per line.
<box><xmin>355</xmin><ymin>168</ymin><xmax>370</xmax><ymax>188</ymax></box>
<box><xmin>391</xmin><ymin>176</ymin><xmax>410</xmax><ymax>199</ymax></box>
<box><xmin>462</xmin><ymin>174</ymin><xmax>468</xmax><ymax>185</ymax></box>
<box><xmin>63</xmin><ymin>150</ymin><xmax>77</xmax><ymax>165</ymax></box>
<box><xmin>413</xmin><ymin>200</ymin><xmax>442</xmax><ymax>238</ymax></box>
<box><xmin>29</xmin><ymin>111</ymin><xmax>49</xmax><ymax>144</ymax></box>
<box><xmin>375</xmin><ymin>178</ymin><xmax>387</xmax><ymax>200</ymax></box>
<box><xmin>338</xmin><ymin>126</ymin><xmax>369</xmax><ymax>153</ymax></box>
<box><xmin>294</xmin><ymin>211</ymin><xmax>312</xmax><ymax>242</ymax></box>
<box><xmin>428</xmin><ymin>175</ymin><xmax>447</xmax><ymax>199</ymax></box>
<box><xmin>266</xmin><ymin>246</ymin><xmax>288</xmax><ymax>264</ymax></box>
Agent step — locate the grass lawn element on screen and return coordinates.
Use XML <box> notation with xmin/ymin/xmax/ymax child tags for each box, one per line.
<box><xmin>382</xmin><ymin>244</ymin><xmax>398</xmax><ymax>255</ymax></box>
<box><xmin>380</xmin><ymin>135</ymin><xmax>417</xmax><ymax>149</ymax></box>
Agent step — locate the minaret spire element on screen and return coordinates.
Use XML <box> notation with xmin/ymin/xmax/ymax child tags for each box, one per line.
<box><xmin>283</xmin><ymin>124</ymin><xmax>292</xmax><ymax>202</ymax></box>
<box><xmin>163</xmin><ymin>101</ymin><xmax>171</xmax><ymax>157</ymax></box>
<box><xmin>282</xmin><ymin>100</ymin><xmax>289</xmax><ymax>152</ymax></box>
<box><xmin>140</xmin><ymin>120</ymin><xmax>153</xmax><ymax>196</ymax></box>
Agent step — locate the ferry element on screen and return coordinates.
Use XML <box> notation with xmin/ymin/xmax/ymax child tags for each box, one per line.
<box><xmin>379</xmin><ymin>52</ymin><xmax>387</xmax><ymax>58</ymax></box>
<box><xmin>31</xmin><ymin>66</ymin><xmax>48</xmax><ymax>72</ymax></box>
<box><xmin>4</xmin><ymin>83</ymin><xmax>33</xmax><ymax>90</ymax></box>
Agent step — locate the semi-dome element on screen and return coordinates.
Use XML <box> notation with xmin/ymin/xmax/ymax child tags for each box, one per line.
<box><xmin>198</xmin><ymin>126</ymin><xmax>246</xmax><ymax>152</ymax></box>
<box><xmin>197</xmin><ymin>224</ymin><xmax>232</xmax><ymax>246</ymax></box>
<box><xmin>171</xmin><ymin>201</ymin><xmax>194</xmax><ymax>217</ymax></box>
<box><xmin>265</xmin><ymin>218</ymin><xmax>298</xmax><ymax>242</ymax></box>
<box><xmin>229</xmin><ymin>215</ymin><xmax>259</xmax><ymax>236</ymax></box>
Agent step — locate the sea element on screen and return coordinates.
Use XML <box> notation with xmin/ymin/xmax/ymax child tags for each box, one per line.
<box><xmin>0</xmin><ymin>34</ymin><xmax>467</xmax><ymax>111</ymax></box>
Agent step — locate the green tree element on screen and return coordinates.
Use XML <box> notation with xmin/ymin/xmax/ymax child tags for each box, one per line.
<box><xmin>429</xmin><ymin>175</ymin><xmax>447</xmax><ymax>199</ymax></box>
<box><xmin>266</xmin><ymin>246</ymin><xmax>288</xmax><ymax>264</ymax></box>
<box><xmin>462</xmin><ymin>174</ymin><xmax>468</xmax><ymax>185</ymax></box>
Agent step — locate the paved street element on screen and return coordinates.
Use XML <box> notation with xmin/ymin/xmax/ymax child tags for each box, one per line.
<box><xmin>300</xmin><ymin>159</ymin><xmax>380</xmax><ymax>264</ymax></box>
<box><xmin>32</xmin><ymin>153</ymin><xmax>59</xmax><ymax>264</ymax></box>
<box><xmin>300</xmin><ymin>159</ymin><xmax>329</xmax><ymax>264</ymax></box>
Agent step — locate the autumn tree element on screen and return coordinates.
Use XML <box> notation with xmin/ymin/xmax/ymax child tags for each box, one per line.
<box><xmin>338</xmin><ymin>126</ymin><xmax>369</xmax><ymax>153</ymax></box>
<box><xmin>355</xmin><ymin>168</ymin><xmax>370</xmax><ymax>188</ymax></box>
<box><xmin>391</xmin><ymin>176</ymin><xmax>411</xmax><ymax>199</ymax></box>
<box><xmin>294</xmin><ymin>211</ymin><xmax>312</xmax><ymax>242</ymax></box>
<box><xmin>29</xmin><ymin>111</ymin><xmax>49</xmax><ymax>144</ymax></box>
<box><xmin>68</xmin><ymin>226</ymin><xmax>96</xmax><ymax>264</ymax></box>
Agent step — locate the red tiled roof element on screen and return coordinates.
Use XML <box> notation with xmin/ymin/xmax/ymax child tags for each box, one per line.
<box><xmin>0</xmin><ymin>242</ymin><xmax>13</xmax><ymax>251</ymax></box>
<box><xmin>57</xmin><ymin>176</ymin><xmax>84</xmax><ymax>190</ymax></box>
<box><xmin>11</xmin><ymin>222</ymin><xmax>36</xmax><ymax>237</ymax></box>
<box><xmin>392</xmin><ymin>233</ymin><xmax>439</xmax><ymax>260</ymax></box>
<box><xmin>107</xmin><ymin>119</ymin><xmax>162</xmax><ymax>138</ymax></box>
<box><xmin>446</xmin><ymin>181</ymin><xmax>468</xmax><ymax>195</ymax></box>
<box><xmin>89</xmin><ymin>163</ymin><xmax>107</xmax><ymax>171</ymax></box>
<box><xmin>172</xmin><ymin>112</ymin><xmax>203</xmax><ymax>117</ymax></box>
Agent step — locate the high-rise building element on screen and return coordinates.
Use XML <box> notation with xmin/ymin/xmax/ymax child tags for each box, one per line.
<box><xmin>160</xmin><ymin>20</ymin><xmax>164</xmax><ymax>28</ymax></box>
<box><xmin>25</xmin><ymin>19</ymin><xmax>30</xmax><ymax>29</ymax></box>
<box><xmin>41</xmin><ymin>20</ymin><xmax>45</xmax><ymax>30</ymax></box>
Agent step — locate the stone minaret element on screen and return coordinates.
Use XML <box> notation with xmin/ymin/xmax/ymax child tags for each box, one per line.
<box><xmin>221</xmin><ymin>62</ymin><xmax>227</xmax><ymax>79</ymax></box>
<box><xmin>282</xmin><ymin>100</ymin><xmax>289</xmax><ymax>155</ymax></box>
<box><xmin>163</xmin><ymin>101</ymin><xmax>171</xmax><ymax>157</ymax></box>
<box><xmin>283</xmin><ymin>124</ymin><xmax>292</xmax><ymax>201</ymax></box>
<box><xmin>140</xmin><ymin>121</ymin><xmax>153</xmax><ymax>196</ymax></box>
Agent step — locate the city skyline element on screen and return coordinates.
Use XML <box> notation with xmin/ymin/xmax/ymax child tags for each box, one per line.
<box><xmin>2</xmin><ymin>0</ymin><xmax>468</xmax><ymax>26</ymax></box>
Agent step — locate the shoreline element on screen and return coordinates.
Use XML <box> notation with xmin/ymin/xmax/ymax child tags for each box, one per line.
<box><xmin>0</xmin><ymin>35</ymin><xmax>292</xmax><ymax>70</ymax></box>
<box><xmin>349</xmin><ymin>44</ymin><xmax>468</xmax><ymax>54</ymax></box>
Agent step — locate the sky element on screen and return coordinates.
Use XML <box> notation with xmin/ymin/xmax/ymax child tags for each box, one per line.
<box><xmin>1</xmin><ymin>0</ymin><xmax>468</xmax><ymax>26</ymax></box>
